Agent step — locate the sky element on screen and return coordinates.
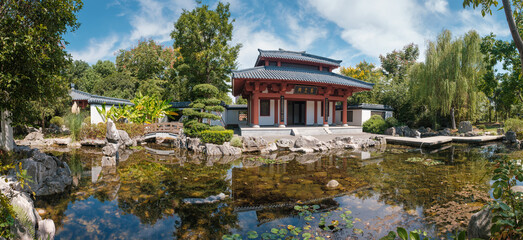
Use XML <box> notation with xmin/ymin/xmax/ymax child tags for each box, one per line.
<box><xmin>65</xmin><ymin>0</ymin><xmax>513</xmax><ymax>71</ymax></box>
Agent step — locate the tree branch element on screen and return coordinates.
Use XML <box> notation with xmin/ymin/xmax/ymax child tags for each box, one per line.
<box><xmin>502</xmin><ymin>0</ymin><xmax>523</xmax><ymax>71</ymax></box>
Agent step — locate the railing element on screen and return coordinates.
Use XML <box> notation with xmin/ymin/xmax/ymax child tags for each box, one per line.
<box><xmin>144</xmin><ymin>122</ymin><xmax>183</xmax><ymax>135</ymax></box>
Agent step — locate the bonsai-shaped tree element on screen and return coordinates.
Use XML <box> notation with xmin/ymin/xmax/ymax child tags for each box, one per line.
<box><xmin>182</xmin><ymin>84</ymin><xmax>224</xmax><ymax>137</ymax></box>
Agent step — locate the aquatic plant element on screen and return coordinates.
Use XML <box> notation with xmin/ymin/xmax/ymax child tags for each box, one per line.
<box><xmin>247</xmin><ymin>157</ymin><xmax>283</xmax><ymax>165</ymax></box>
<box><xmin>380</xmin><ymin>227</ymin><xmax>466</xmax><ymax>240</ymax></box>
<box><xmin>405</xmin><ymin>157</ymin><xmax>443</xmax><ymax>166</ymax></box>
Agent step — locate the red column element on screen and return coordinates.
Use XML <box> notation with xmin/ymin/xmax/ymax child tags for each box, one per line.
<box><xmin>279</xmin><ymin>95</ymin><xmax>285</xmax><ymax>127</ymax></box>
<box><xmin>274</xmin><ymin>98</ymin><xmax>278</xmax><ymax>125</ymax></box>
<box><xmin>332</xmin><ymin>101</ymin><xmax>336</xmax><ymax>126</ymax></box>
<box><xmin>252</xmin><ymin>93</ymin><xmax>259</xmax><ymax>127</ymax></box>
<box><xmin>247</xmin><ymin>96</ymin><xmax>251</xmax><ymax>124</ymax></box>
<box><xmin>314</xmin><ymin>101</ymin><xmax>318</xmax><ymax>126</ymax></box>
<box><xmin>323</xmin><ymin>98</ymin><xmax>328</xmax><ymax>127</ymax></box>
<box><xmin>342</xmin><ymin>100</ymin><xmax>348</xmax><ymax>126</ymax></box>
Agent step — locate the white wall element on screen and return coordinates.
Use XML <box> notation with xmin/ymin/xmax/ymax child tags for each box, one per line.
<box><xmin>90</xmin><ymin>104</ymin><xmax>107</xmax><ymax>124</ymax></box>
<box><xmin>259</xmin><ymin>99</ymin><xmax>275</xmax><ymax>126</ymax></box>
<box><xmin>361</xmin><ymin>110</ymin><xmax>372</xmax><ymax>126</ymax></box>
<box><xmin>306</xmin><ymin>101</ymin><xmax>315</xmax><ymax>125</ymax></box>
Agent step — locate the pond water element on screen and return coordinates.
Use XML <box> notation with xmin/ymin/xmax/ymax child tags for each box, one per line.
<box><xmin>34</xmin><ymin>143</ymin><xmax>514</xmax><ymax>239</ymax></box>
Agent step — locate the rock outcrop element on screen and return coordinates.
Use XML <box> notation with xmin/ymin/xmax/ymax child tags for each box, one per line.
<box><xmin>467</xmin><ymin>207</ymin><xmax>492</xmax><ymax>240</ymax></box>
<box><xmin>0</xmin><ymin>176</ymin><xmax>56</xmax><ymax>240</ymax></box>
<box><xmin>458</xmin><ymin>121</ymin><xmax>473</xmax><ymax>133</ymax></box>
<box><xmin>13</xmin><ymin>148</ymin><xmax>72</xmax><ymax>196</ymax></box>
<box><xmin>242</xmin><ymin>136</ymin><xmax>268</xmax><ymax>152</ymax></box>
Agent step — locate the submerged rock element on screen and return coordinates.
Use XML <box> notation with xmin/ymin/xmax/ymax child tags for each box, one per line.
<box><xmin>326</xmin><ymin>180</ymin><xmax>340</xmax><ymax>189</ymax></box>
<box><xmin>467</xmin><ymin>207</ymin><xmax>492</xmax><ymax>240</ymax></box>
<box><xmin>183</xmin><ymin>193</ymin><xmax>228</xmax><ymax>204</ymax></box>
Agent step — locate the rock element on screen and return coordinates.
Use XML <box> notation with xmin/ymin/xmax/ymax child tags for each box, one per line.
<box><xmin>52</xmin><ymin>137</ymin><xmax>71</xmax><ymax>145</ymax></box>
<box><xmin>0</xmin><ymin>176</ymin><xmax>56</xmax><ymax>240</ymax></box>
<box><xmin>17</xmin><ymin>149</ymin><xmax>72</xmax><ymax>196</ymax></box>
<box><xmin>438</xmin><ymin>128</ymin><xmax>452</xmax><ymax>136</ymax></box>
<box><xmin>38</xmin><ymin>219</ymin><xmax>55</xmax><ymax>240</ymax></box>
<box><xmin>467</xmin><ymin>207</ymin><xmax>492</xmax><ymax>240</ymax></box>
<box><xmin>187</xmin><ymin>138</ymin><xmax>203</xmax><ymax>152</ymax></box>
<box><xmin>80</xmin><ymin>139</ymin><xmax>106</xmax><ymax>147</ymax></box>
<box><xmin>326</xmin><ymin>180</ymin><xmax>340</xmax><ymax>189</ymax></box>
<box><xmin>384</xmin><ymin>127</ymin><xmax>396</xmax><ymax>136</ymax></box>
<box><xmin>242</xmin><ymin>136</ymin><xmax>268</xmax><ymax>152</ymax></box>
<box><xmin>458</xmin><ymin>121</ymin><xmax>473</xmax><ymax>133</ymax></box>
<box><xmin>24</xmin><ymin>132</ymin><xmax>44</xmax><ymax>142</ymax></box>
<box><xmin>418</xmin><ymin>126</ymin><xmax>427</xmax><ymax>133</ymax></box>
<box><xmin>218</xmin><ymin>142</ymin><xmax>242</xmax><ymax>155</ymax></box>
<box><xmin>294</xmin><ymin>136</ymin><xmax>321</xmax><ymax>148</ymax></box>
<box><xmin>106</xmin><ymin>119</ymin><xmax>120</xmax><ymax>144</ymax></box>
<box><xmin>118</xmin><ymin>130</ymin><xmax>133</xmax><ymax>147</ymax></box>
<box><xmin>102</xmin><ymin>143</ymin><xmax>118</xmax><ymax>157</ymax></box>
<box><xmin>101</xmin><ymin>156</ymin><xmax>117</xmax><ymax>166</ymax></box>
<box><xmin>183</xmin><ymin>193</ymin><xmax>228</xmax><ymax>204</ymax></box>
<box><xmin>276</xmin><ymin>139</ymin><xmax>294</xmax><ymax>150</ymax></box>
<box><xmin>205</xmin><ymin>143</ymin><xmax>222</xmax><ymax>155</ymax></box>
<box><xmin>512</xmin><ymin>185</ymin><xmax>523</xmax><ymax>194</ymax></box>
<box><xmin>289</xmin><ymin>147</ymin><xmax>314</xmax><ymax>153</ymax></box>
<box><xmin>261</xmin><ymin>143</ymin><xmax>278</xmax><ymax>154</ymax></box>
<box><xmin>506</xmin><ymin>131</ymin><xmax>518</xmax><ymax>143</ymax></box>
<box><xmin>414</xmin><ymin>130</ymin><xmax>421</xmax><ymax>138</ymax></box>
<box><xmin>497</xmin><ymin>128</ymin><xmax>505</xmax><ymax>135</ymax></box>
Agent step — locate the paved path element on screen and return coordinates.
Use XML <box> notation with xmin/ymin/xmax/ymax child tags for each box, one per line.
<box><xmin>385</xmin><ymin>135</ymin><xmax>504</xmax><ymax>148</ymax></box>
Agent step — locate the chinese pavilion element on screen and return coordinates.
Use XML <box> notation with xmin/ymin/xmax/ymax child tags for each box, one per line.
<box><xmin>232</xmin><ymin>49</ymin><xmax>373</xmax><ymax>128</ymax></box>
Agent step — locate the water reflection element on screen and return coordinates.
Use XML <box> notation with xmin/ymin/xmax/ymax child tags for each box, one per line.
<box><xmin>34</xmin><ymin>144</ymin><xmax>504</xmax><ymax>239</ymax></box>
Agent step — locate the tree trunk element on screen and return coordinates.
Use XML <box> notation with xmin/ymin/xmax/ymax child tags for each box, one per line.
<box><xmin>0</xmin><ymin>111</ymin><xmax>14</xmax><ymax>151</ymax></box>
<box><xmin>451</xmin><ymin>107</ymin><xmax>456</xmax><ymax>129</ymax></box>
<box><xmin>502</xmin><ymin>0</ymin><xmax>523</xmax><ymax>72</ymax></box>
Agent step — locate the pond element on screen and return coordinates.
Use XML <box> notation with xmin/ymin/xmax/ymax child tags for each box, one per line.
<box><xmin>34</xmin><ymin>143</ymin><xmax>513</xmax><ymax>239</ymax></box>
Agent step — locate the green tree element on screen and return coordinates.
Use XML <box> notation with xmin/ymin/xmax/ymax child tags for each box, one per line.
<box><xmin>116</xmin><ymin>40</ymin><xmax>182</xmax><ymax>100</ymax></box>
<box><xmin>379</xmin><ymin>43</ymin><xmax>419</xmax><ymax>82</ymax></box>
<box><xmin>171</xmin><ymin>1</ymin><xmax>241</xmax><ymax>99</ymax></box>
<box><xmin>340</xmin><ymin>61</ymin><xmax>385</xmax><ymax>105</ymax></box>
<box><xmin>0</xmin><ymin>0</ymin><xmax>82</xmax><ymax>128</ymax></box>
<box><xmin>92</xmin><ymin>72</ymin><xmax>136</xmax><ymax>99</ymax></box>
<box><xmin>410</xmin><ymin>30</ymin><xmax>484</xmax><ymax>129</ymax></box>
<box><xmin>92</xmin><ymin>60</ymin><xmax>116</xmax><ymax>78</ymax></box>
<box><xmin>64</xmin><ymin>60</ymin><xmax>101</xmax><ymax>92</ymax></box>
<box><xmin>464</xmin><ymin>0</ymin><xmax>523</xmax><ymax>102</ymax></box>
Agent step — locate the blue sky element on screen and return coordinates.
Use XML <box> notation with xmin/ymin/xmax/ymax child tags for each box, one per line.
<box><xmin>65</xmin><ymin>0</ymin><xmax>512</xmax><ymax>70</ymax></box>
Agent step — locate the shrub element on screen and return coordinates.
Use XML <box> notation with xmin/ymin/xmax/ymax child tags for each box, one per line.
<box><xmin>363</xmin><ymin>115</ymin><xmax>387</xmax><ymax>134</ymax></box>
<box><xmin>50</xmin><ymin>116</ymin><xmax>64</xmax><ymax>126</ymax></box>
<box><xmin>65</xmin><ymin>113</ymin><xmax>86</xmax><ymax>141</ymax></box>
<box><xmin>117</xmin><ymin>123</ymin><xmax>145</xmax><ymax>138</ymax></box>
<box><xmin>385</xmin><ymin>117</ymin><xmax>399</xmax><ymax>127</ymax></box>
<box><xmin>230</xmin><ymin>136</ymin><xmax>243</xmax><ymax>148</ymax></box>
<box><xmin>183</xmin><ymin>120</ymin><xmax>211</xmax><ymax>138</ymax></box>
<box><xmin>504</xmin><ymin>118</ymin><xmax>523</xmax><ymax>133</ymax></box>
<box><xmin>79</xmin><ymin>122</ymin><xmax>146</xmax><ymax>140</ymax></box>
<box><xmin>200</xmin><ymin>130</ymin><xmax>233</xmax><ymax>145</ymax></box>
<box><xmin>83</xmin><ymin>116</ymin><xmax>91</xmax><ymax>125</ymax></box>
<box><xmin>476</xmin><ymin>124</ymin><xmax>486</xmax><ymax>130</ymax></box>
<box><xmin>209</xmin><ymin>125</ymin><xmax>225</xmax><ymax>131</ymax></box>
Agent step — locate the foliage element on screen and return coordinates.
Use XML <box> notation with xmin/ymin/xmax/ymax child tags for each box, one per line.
<box><xmin>380</xmin><ymin>43</ymin><xmax>419</xmax><ymax>82</ymax></box>
<box><xmin>79</xmin><ymin>122</ymin><xmax>145</xmax><ymax>140</ymax></box>
<box><xmin>183</xmin><ymin>120</ymin><xmax>210</xmax><ymax>138</ymax></box>
<box><xmin>199</xmin><ymin>130</ymin><xmax>233</xmax><ymax>145</ymax></box>
<box><xmin>340</xmin><ymin>61</ymin><xmax>385</xmax><ymax>105</ymax></box>
<box><xmin>247</xmin><ymin>157</ymin><xmax>284</xmax><ymax>165</ymax></box>
<box><xmin>380</xmin><ymin>227</ymin><xmax>467</xmax><ymax>240</ymax></box>
<box><xmin>385</xmin><ymin>117</ymin><xmax>400</xmax><ymax>127</ymax></box>
<box><xmin>183</xmin><ymin>84</ymin><xmax>225</xmax><ymax>136</ymax></box>
<box><xmin>235</xmin><ymin>96</ymin><xmax>248</xmax><ymax>105</ymax></box>
<box><xmin>230</xmin><ymin>136</ymin><xmax>243</xmax><ymax>148</ymax></box>
<box><xmin>0</xmin><ymin>0</ymin><xmax>82</xmax><ymax>126</ymax></box>
<box><xmin>489</xmin><ymin>157</ymin><xmax>523</xmax><ymax>239</ymax></box>
<box><xmin>0</xmin><ymin>192</ymin><xmax>14</xmax><ymax>239</ymax></box>
<box><xmin>64</xmin><ymin>112</ymin><xmax>86</xmax><ymax>141</ymax></box>
<box><xmin>405</xmin><ymin>157</ymin><xmax>444</xmax><ymax>166</ymax></box>
<box><xmin>504</xmin><ymin>118</ymin><xmax>523</xmax><ymax>132</ymax></box>
<box><xmin>92</xmin><ymin>71</ymin><xmax>137</xmax><ymax>100</ymax></box>
<box><xmin>410</xmin><ymin>30</ymin><xmax>484</xmax><ymax>129</ymax></box>
<box><xmin>50</xmin><ymin>116</ymin><xmax>65</xmax><ymax>127</ymax></box>
<box><xmin>83</xmin><ymin>116</ymin><xmax>91</xmax><ymax>125</ymax></box>
<box><xmin>116</xmin><ymin>39</ymin><xmax>182</xmax><ymax>100</ymax></box>
<box><xmin>362</xmin><ymin>115</ymin><xmax>387</xmax><ymax>134</ymax></box>
<box><xmin>129</xmin><ymin>92</ymin><xmax>176</xmax><ymax>124</ymax></box>
<box><xmin>171</xmin><ymin>1</ymin><xmax>241</xmax><ymax>98</ymax></box>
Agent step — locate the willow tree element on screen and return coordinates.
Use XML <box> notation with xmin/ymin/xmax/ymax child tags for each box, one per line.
<box><xmin>410</xmin><ymin>30</ymin><xmax>484</xmax><ymax>129</ymax></box>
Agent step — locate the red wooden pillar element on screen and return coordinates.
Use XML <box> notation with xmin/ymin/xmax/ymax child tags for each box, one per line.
<box><xmin>247</xmin><ymin>96</ymin><xmax>251</xmax><ymax>124</ymax></box>
<box><xmin>332</xmin><ymin>101</ymin><xmax>336</xmax><ymax>126</ymax></box>
<box><xmin>314</xmin><ymin>101</ymin><xmax>318</xmax><ymax>126</ymax></box>
<box><xmin>342</xmin><ymin>100</ymin><xmax>348</xmax><ymax>126</ymax></box>
<box><xmin>279</xmin><ymin>95</ymin><xmax>285</xmax><ymax>127</ymax></box>
<box><xmin>252</xmin><ymin>93</ymin><xmax>259</xmax><ymax>128</ymax></box>
<box><xmin>323</xmin><ymin>97</ymin><xmax>329</xmax><ymax>127</ymax></box>
<box><xmin>274</xmin><ymin>98</ymin><xmax>279</xmax><ymax>126</ymax></box>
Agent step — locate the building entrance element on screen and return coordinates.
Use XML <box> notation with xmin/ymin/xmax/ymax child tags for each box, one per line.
<box><xmin>287</xmin><ymin>101</ymin><xmax>306</xmax><ymax>125</ymax></box>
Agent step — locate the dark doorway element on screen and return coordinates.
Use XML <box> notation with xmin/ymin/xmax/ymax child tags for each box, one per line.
<box><xmin>287</xmin><ymin>101</ymin><xmax>306</xmax><ymax>125</ymax></box>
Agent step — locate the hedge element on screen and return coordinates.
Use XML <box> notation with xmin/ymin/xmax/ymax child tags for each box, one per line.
<box><xmin>199</xmin><ymin>130</ymin><xmax>233</xmax><ymax>145</ymax></box>
<box><xmin>50</xmin><ymin>116</ymin><xmax>64</xmax><ymax>126</ymax></box>
<box><xmin>362</xmin><ymin>115</ymin><xmax>387</xmax><ymax>134</ymax></box>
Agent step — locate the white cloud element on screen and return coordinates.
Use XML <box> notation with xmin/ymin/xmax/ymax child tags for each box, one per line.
<box><xmin>70</xmin><ymin>35</ymin><xmax>119</xmax><ymax>63</ymax></box>
<box><xmin>286</xmin><ymin>15</ymin><xmax>327</xmax><ymax>50</ymax></box>
<box><xmin>452</xmin><ymin>8</ymin><xmax>510</xmax><ymax>38</ymax></box>
<box><xmin>306</xmin><ymin>0</ymin><xmax>425</xmax><ymax>59</ymax></box>
<box><xmin>425</xmin><ymin>0</ymin><xmax>449</xmax><ymax>14</ymax></box>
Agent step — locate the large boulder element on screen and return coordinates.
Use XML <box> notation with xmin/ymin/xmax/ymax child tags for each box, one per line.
<box><xmin>458</xmin><ymin>121</ymin><xmax>473</xmax><ymax>133</ymax></box>
<box><xmin>506</xmin><ymin>131</ymin><xmax>518</xmax><ymax>143</ymax></box>
<box><xmin>242</xmin><ymin>136</ymin><xmax>268</xmax><ymax>152</ymax></box>
<box><xmin>118</xmin><ymin>130</ymin><xmax>133</xmax><ymax>147</ymax></box>
<box><xmin>218</xmin><ymin>142</ymin><xmax>242</xmax><ymax>156</ymax></box>
<box><xmin>106</xmin><ymin>119</ymin><xmax>120</xmax><ymax>144</ymax></box>
<box><xmin>467</xmin><ymin>207</ymin><xmax>492</xmax><ymax>240</ymax></box>
<box><xmin>438</xmin><ymin>128</ymin><xmax>452</xmax><ymax>136</ymax></box>
<box><xmin>276</xmin><ymin>139</ymin><xmax>295</xmax><ymax>150</ymax></box>
<box><xmin>187</xmin><ymin>137</ymin><xmax>203</xmax><ymax>152</ymax></box>
<box><xmin>17</xmin><ymin>149</ymin><xmax>72</xmax><ymax>196</ymax></box>
<box><xmin>102</xmin><ymin>143</ymin><xmax>119</xmax><ymax>157</ymax></box>
<box><xmin>294</xmin><ymin>136</ymin><xmax>321</xmax><ymax>148</ymax></box>
<box><xmin>24</xmin><ymin>132</ymin><xmax>44</xmax><ymax>142</ymax></box>
<box><xmin>0</xmin><ymin>176</ymin><xmax>56</xmax><ymax>240</ymax></box>
<box><xmin>384</xmin><ymin>127</ymin><xmax>396</xmax><ymax>136</ymax></box>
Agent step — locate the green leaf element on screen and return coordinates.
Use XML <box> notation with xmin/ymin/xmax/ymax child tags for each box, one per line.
<box><xmin>397</xmin><ymin>227</ymin><xmax>408</xmax><ymax>240</ymax></box>
<box><xmin>247</xmin><ymin>231</ymin><xmax>258</xmax><ymax>239</ymax></box>
<box><xmin>302</xmin><ymin>233</ymin><xmax>312</xmax><ymax>238</ymax></box>
<box><xmin>409</xmin><ymin>231</ymin><xmax>420</xmax><ymax>240</ymax></box>
<box><xmin>271</xmin><ymin>228</ymin><xmax>279</xmax><ymax>234</ymax></box>
<box><xmin>493</xmin><ymin>186</ymin><xmax>502</xmax><ymax>199</ymax></box>
<box><xmin>457</xmin><ymin>231</ymin><xmax>466</xmax><ymax>240</ymax></box>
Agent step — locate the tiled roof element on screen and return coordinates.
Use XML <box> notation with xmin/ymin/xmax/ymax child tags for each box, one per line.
<box><xmin>233</xmin><ymin>66</ymin><xmax>373</xmax><ymax>89</ymax></box>
<box><xmin>257</xmin><ymin>49</ymin><xmax>342</xmax><ymax>67</ymax></box>
<box><xmin>69</xmin><ymin>89</ymin><xmax>133</xmax><ymax>106</ymax></box>
<box><xmin>225</xmin><ymin>104</ymin><xmax>247</xmax><ymax>110</ymax></box>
